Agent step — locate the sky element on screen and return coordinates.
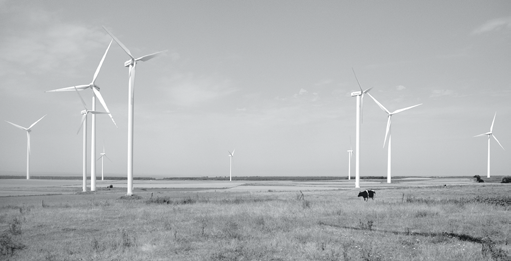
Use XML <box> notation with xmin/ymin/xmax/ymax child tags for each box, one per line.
<box><xmin>0</xmin><ymin>0</ymin><xmax>510</xmax><ymax>179</ymax></box>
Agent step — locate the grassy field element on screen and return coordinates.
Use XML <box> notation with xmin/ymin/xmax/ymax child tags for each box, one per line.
<box><xmin>1</xmin><ymin>183</ymin><xmax>510</xmax><ymax>260</ymax></box>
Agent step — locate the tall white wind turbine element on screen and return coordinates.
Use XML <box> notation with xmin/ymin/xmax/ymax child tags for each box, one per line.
<box><xmin>46</xmin><ymin>41</ymin><xmax>114</xmax><ymax>192</ymax></box>
<box><xmin>97</xmin><ymin>146</ymin><xmax>112</xmax><ymax>181</ymax></box>
<box><xmin>350</xmin><ymin>69</ymin><xmax>373</xmax><ymax>188</ymax></box>
<box><xmin>103</xmin><ymin>26</ymin><xmax>167</xmax><ymax>196</ymax></box>
<box><xmin>368</xmin><ymin>93</ymin><xmax>422</xmax><ymax>183</ymax></box>
<box><xmin>228</xmin><ymin>150</ymin><xmax>235</xmax><ymax>181</ymax></box>
<box><xmin>5</xmin><ymin>115</ymin><xmax>46</xmax><ymax>179</ymax></box>
<box><xmin>74</xmin><ymin>87</ymin><xmax>116</xmax><ymax>192</ymax></box>
<box><xmin>474</xmin><ymin>112</ymin><xmax>505</xmax><ymax>178</ymax></box>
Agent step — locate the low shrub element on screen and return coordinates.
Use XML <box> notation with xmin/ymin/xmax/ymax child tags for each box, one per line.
<box><xmin>0</xmin><ymin>233</ymin><xmax>26</xmax><ymax>256</ymax></box>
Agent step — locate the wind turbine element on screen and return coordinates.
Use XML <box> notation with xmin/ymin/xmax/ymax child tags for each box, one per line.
<box><xmin>5</xmin><ymin>115</ymin><xmax>46</xmax><ymax>179</ymax></box>
<box><xmin>46</xmin><ymin>40</ymin><xmax>114</xmax><ymax>192</ymax></box>
<box><xmin>350</xmin><ymin>68</ymin><xmax>373</xmax><ymax>188</ymax></box>
<box><xmin>97</xmin><ymin>146</ymin><xmax>112</xmax><ymax>181</ymax></box>
<box><xmin>103</xmin><ymin>26</ymin><xmax>167</xmax><ymax>196</ymax></box>
<box><xmin>228</xmin><ymin>150</ymin><xmax>235</xmax><ymax>181</ymax></box>
<box><xmin>347</xmin><ymin>138</ymin><xmax>353</xmax><ymax>180</ymax></box>
<box><xmin>74</xmin><ymin>87</ymin><xmax>116</xmax><ymax>192</ymax></box>
<box><xmin>367</xmin><ymin>93</ymin><xmax>422</xmax><ymax>183</ymax></box>
<box><xmin>474</xmin><ymin>112</ymin><xmax>505</xmax><ymax>178</ymax></box>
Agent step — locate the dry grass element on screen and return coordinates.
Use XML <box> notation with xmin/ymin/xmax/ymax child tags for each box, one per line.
<box><xmin>0</xmin><ymin>185</ymin><xmax>510</xmax><ymax>260</ymax></box>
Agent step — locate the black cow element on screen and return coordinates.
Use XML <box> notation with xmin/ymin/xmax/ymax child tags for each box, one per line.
<box><xmin>358</xmin><ymin>190</ymin><xmax>376</xmax><ymax>201</ymax></box>
<box><xmin>107</xmin><ymin>185</ymin><xmax>113</xmax><ymax>189</ymax></box>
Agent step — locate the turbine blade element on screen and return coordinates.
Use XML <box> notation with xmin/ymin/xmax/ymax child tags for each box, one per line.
<box><xmin>46</xmin><ymin>85</ymin><xmax>89</xmax><ymax>92</ymax></box>
<box><xmin>105</xmin><ymin>155</ymin><xmax>113</xmax><ymax>162</ymax></box>
<box><xmin>136</xmin><ymin>50</ymin><xmax>167</xmax><ymax>62</ymax></box>
<box><xmin>92</xmin><ymin>87</ymin><xmax>111</xmax><ymax>113</ymax></box>
<box><xmin>27</xmin><ymin>115</ymin><xmax>46</xmax><ymax>130</ymax></box>
<box><xmin>367</xmin><ymin>93</ymin><xmax>390</xmax><ymax>114</ymax></box>
<box><xmin>77</xmin><ymin>114</ymin><xmax>86</xmax><ymax>134</ymax></box>
<box><xmin>102</xmin><ymin>26</ymin><xmax>134</xmax><ymax>59</ymax></box>
<box><xmin>490</xmin><ymin>112</ymin><xmax>497</xmax><ymax>132</ymax></box>
<box><xmin>232</xmin><ymin>149</ymin><xmax>235</xmax><ymax>156</ymax></box>
<box><xmin>74</xmin><ymin>86</ymin><xmax>88</xmax><ymax>110</ymax></box>
<box><xmin>349</xmin><ymin>136</ymin><xmax>353</xmax><ymax>150</ymax></box>
<box><xmin>393</xmin><ymin>103</ymin><xmax>422</xmax><ymax>114</ymax></box>
<box><xmin>384</xmin><ymin>116</ymin><xmax>391</xmax><ymax>147</ymax></box>
<box><xmin>108</xmin><ymin>113</ymin><xmax>117</xmax><ymax>127</ymax></box>
<box><xmin>89</xmin><ymin>111</ymin><xmax>110</xmax><ymax>114</ymax></box>
<box><xmin>92</xmin><ymin>40</ymin><xmax>112</xmax><ymax>84</ymax></box>
<box><xmin>6</xmin><ymin>121</ymin><xmax>28</xmax><ymax>131</ymax></box>
<box><xmin>352</xmin><ymin>68</ymin><xmax>363</xmax><ymax>92</ymax></box>
<box><xmin>492</xmin><ymin>135</ymin><xmax>505</xmax><ymax>150</ymax></box>
<box><xmin>474</xmin><ymin>133</ymin><xmax>488</xmax><ymax>138</ymax></box>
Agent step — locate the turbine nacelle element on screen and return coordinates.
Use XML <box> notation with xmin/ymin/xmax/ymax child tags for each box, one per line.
<box><xmin>351</xmin><ymin>91</ymin><xmax>362</xmax><ymax>97</ymax></box>
<box><xmin>124</xmin><ymin>59</ymin><xmax>134</xmax><ymax>67</ymax></box>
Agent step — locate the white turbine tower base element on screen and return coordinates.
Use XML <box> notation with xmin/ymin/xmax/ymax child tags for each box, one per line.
<box><xmin>368</xmin><ymin>93</ymin><xmax>422</xmax><ymax>183</ymax></box>
<box><xmin>103</xmin><ymin>26</ymin><xmax>167</xmax><ymax>196</ymax></box>
<box><xmin>5</xmin><ymin>115</ymin><xmax>46</xmax><ymax>180</ymax></box>
<box><xmin>474</xmin><ymin>112</ymin><xmax>505</xmax><ymax>178</ymax></box>
<box><xmin>228</xmin><ymin>150</ymin><xmax>235</xmax><ymax>181</ymax></box>
<box><xmin>350</xmin><ymin>68</ymin><xmax>372</xmax><ymax>188</ymax></box>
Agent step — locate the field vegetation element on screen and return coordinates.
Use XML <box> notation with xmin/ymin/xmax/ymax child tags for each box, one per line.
<box><xmin>0</xmin><ymin>184</ymin><xmax>510</xmax><ymax>260</ymax></box>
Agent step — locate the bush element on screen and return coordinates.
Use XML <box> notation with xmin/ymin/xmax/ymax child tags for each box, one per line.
<box><xmin>0</xmin><ymin>233</ymin><xmax>26</xmax><ymax>256</ymax></box>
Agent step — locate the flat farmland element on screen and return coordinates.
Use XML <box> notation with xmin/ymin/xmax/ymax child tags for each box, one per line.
<box><xmin>0</xmin><ymin>177</ymin><xmax>509</xmax><ymax>260</ymax></box>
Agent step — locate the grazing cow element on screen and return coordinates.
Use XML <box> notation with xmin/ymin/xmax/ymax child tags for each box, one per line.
<box><xmin>107</xmin><ymin>185</ymin><xmax>113</xmax><ymax>189</ymax></box>
<box><xmin>358</xmin><ymin>190</ymin><xmax>376</xmax><ymax>201</ymax></box>
<box><xmin>473</xmin><ymin>175</ymin><xmax>484</xmax><ymax>183</ymax></box>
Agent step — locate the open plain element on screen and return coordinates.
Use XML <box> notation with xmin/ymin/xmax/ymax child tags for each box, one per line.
<box><xmin>1</xmin><ymin>177</ymin><xmax>510</xmax><ymax>260</ymax></box>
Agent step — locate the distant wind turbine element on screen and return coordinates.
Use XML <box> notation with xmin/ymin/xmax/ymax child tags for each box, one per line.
<box><xmin>74</xmin><ymin>87</ymin><xmax>116</xmax><ymax>192</ymax></box>
<box><xmin>228</xmin><ymin>150</ymin><xmax>235</xmax><ymax>181</ymax></box>
<box><xmin>350</xmin><ymin>68</ymin><xmax>373</xmax><ymax>188</ymax></box>
<box><xmin>347</xmin><ymin>138</ymin><xmax>353</xmax><ymax>180</ymax></box>
<box><xmin>46</xmin><ymin>40</ymin><xmax>114</xmax><ymax>192</ymax></box>
<box><xmin>97</xmin><ymin>146</ymin><xmax>112</xmax><ymax>181</ymax></box>
<box><xmin>474</xmin><ymin>112</ymin><xmax>505</xmax><ymax>178</ymax></box>
<box><xmin>103</xmin><ymin>26</ymin><xmax>167</xmax><ymax>196</ymax></box>
<box><xmin>5</xmin><ymin>115</ymin><xmax>46</xmax><ymax>179</ymax></box>
<box><xmin>368</xmin><ymin>93</ymin><xmax>422</xmax><ymax>183</ymax></box>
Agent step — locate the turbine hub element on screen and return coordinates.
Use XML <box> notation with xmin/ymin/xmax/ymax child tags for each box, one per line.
<box><xmin>81</xmin><ymin>110</ymin><xmax>87</xmax><ymax>115</ymax></box>
<box><xmin>351</xmin><ymin>91</ymin><xmax>362</xmax><ymax>97</ymax></box>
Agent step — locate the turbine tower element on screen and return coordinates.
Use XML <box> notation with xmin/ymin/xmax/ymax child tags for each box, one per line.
<box><xmin>46</xmin><ymin>41</ymin><xmax>114</xmax><ymax>192</ymax></box>
<box><xmin>228</xmin><ymin>150</ymin><xmax>235</xmax><ymax>181</ymax></box>
<box><xmin>474</xmin><ymin>112</ymin><xmax>505</xmax><ymax>178</ymax></box>
<box><xmin>368</xmin><ymin>93</ymin><xmax>422</xmax><ymax>183</ymax></box>
<box><xmin>350</xmin><ymin>68</ymin><xmax>372</xmax><ymax>188</ymax></box>
<box><xmin>74</xmin><ymin>87</ymin><xmax>116</xmax><ymax>191</ymax></box>
<box><xmin>103</xmin><ymin>26</ymin><xmax>167</xmax><ymax>196</ymax></box>
<box><xmin>5</xmin><ymin>115</ymin><xmax>46</xmax><ymax>179</ymax></box>
<box><xmin>97</xmin><ymin>146</ymin><xmax>112</xmax><ymax>181</ymax></box>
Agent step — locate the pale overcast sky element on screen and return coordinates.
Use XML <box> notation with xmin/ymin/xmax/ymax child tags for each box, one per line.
<box><xmin>0</xmin><ymin>1</ymin><xmax>510</xmax><ymax>178</ymax></box>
